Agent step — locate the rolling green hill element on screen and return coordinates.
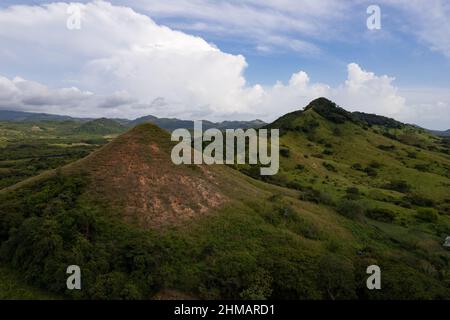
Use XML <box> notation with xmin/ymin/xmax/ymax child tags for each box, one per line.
<box><xmin>0</xmin><ymin>99</ymin><xmax>449</xmax><ymax>300</ymax></box>
<box><xmin>0</xmin><ymin>110</ymin><xmax>266</xmax><ymax>133</ymax></box>
<box><xmin>73</xmin><ymin>118</ymin><xmax>127</xmax><ymax>135</ymax></box>
<box><xmin>260</xmin><ymin>98</ymin><xmax>450</xmax><ymax>206</ymax></box>
<box><xmin>130</xmin><ymin>115</ymin><xmax>266</xmax><ymax>131</ymax></box>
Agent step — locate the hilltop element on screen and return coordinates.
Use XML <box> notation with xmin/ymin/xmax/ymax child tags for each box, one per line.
<box><xmin>73</xmin><ymin>118</ymin><xmax>127</xmax><ymax>135</ymax></box>
<box><xmin>257</xmin><ymin>97</ymin><xmax>449</xmax><ymax>209</ymax></box>
<box><xmin>66</xmin><ymin>123</ymin><xmax>230</xmax><ymax>227</ymax></box>
<box><xmin>271</xmin><ymin>97</ymin><xmax>408</xmax><ymax>129</ymax></box>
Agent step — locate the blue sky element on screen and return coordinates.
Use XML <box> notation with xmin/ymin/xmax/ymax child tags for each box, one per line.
<box><xmin>0</xmin><ymin>0</ymin><xmax>449</xmax><ymax>129</ymax></box>
<box><xmin>152</xmin><ymin>4</ymin><xmax>450</xmax><ymax>89</ymax></box>
<box><xmin>75</xmin><ymin>0</ymin><xmax>450</xmax><ymax>88</ymax></box>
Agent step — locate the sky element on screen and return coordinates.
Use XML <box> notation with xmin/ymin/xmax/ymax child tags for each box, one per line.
<box><xmin>0</xmin><ymin>1</ymin><xmax>449</xmax><ymax>129</ymax></box>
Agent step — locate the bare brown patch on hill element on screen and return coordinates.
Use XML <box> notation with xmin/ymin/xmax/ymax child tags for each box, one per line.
<box><xmin>66</xmin><ymin>124</ymin><xmax>228</xmax><ymax>228</ymax></box>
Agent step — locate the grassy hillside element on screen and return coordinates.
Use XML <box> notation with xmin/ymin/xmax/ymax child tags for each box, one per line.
<box><xmin>73</xmin><ymin>118</ymin><xmax>126</xmax><ymax>135</ymax></box>
<box><xmin>261</xmin><ymin>98</ymin><xmax>449</xmax><ymax>209</ymax></box>
<box><xmin>0</xmin><ymin>100</ymin><xmax>449</xmax><ymax>300</ymax></box>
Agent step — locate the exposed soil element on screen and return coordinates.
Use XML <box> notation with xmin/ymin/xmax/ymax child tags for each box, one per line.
<box><xmin>69</xmin><ymin>124</ymin><xmax>228</xmax><ymax>229</ymax></box>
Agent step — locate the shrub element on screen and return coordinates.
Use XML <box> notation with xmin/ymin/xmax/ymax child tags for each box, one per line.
<box><xmin>318</xmin><ymin>191</ymin><xmax>335</xmax><ymax>206</ymax></box>
<box><xmin>301</xmin><ymin>119</ymin><xmax>320</xmax><ymax>133</ymax></box>
<box><xmin>295</xmin><ymin>164</ymin><xmax>305</xmax><ymax>171</ymax></box>
<box><xmin>336</xmin><ymin>199</ymin><xmax>366</xmax><ymax>219</ymax></box>
<box><xmin>239</xmin><ymin>270</ymin><xmax>273</xmax><ymax>300</ymax></box>
<box><xmin>293</xmin><ymin>218</ymin><xmax>322</xmax><ymax>240</ymax></box>
<box><xmin>345</xmin><ymin>187</ymin><xmax>360</xmax><ymax>200</ymax></box>
<box><xmin>351</xmin><ymin>163</ymin><xmax>363</xmax><ymax>171</ymax></box>
<box><xmin>414</xmin><ymin>164</ymin><xmax>429</xmax><ymax>172</ymax></box>
<box><xmin>378</xmin><ymin>145</ymin><xmax>396</xmax><ymax>151</ymax></box>
<box><xmin>286</xmin><ymin>180</ymin><xmax>304</xmax><ymax>191</ymax></box>
<box><xmin>322</xmin><ymin>162</ymin><xmax>337</xmax><ymax>172</ymax></box>
<box><xmin>382</xmin><ymin>132</ymin><xmax>397</xmax><ymax>140</ymax></box>
<box><xmin>280</xmin><ymin>148</ymin><xmax>290</xmax><ymax>158</ymax></box>
<box><xmin>91</xmin><ymin>272</ymin><xmax>142</xmax><ymax>300</ymax></box>
<box><xmin>323</xmin><ymin>149</ymin><xmax>334</xmax><ymax>156</ymax></box>
<box><xmin>364</xmin><ymin>166</ymin><xmax>378</xmax><ymax>177</ymax></box>
<box><xmin>332</xmin><ymin>127</ymin><xmax>342</xmax><ymax>136</ymax></box>
<box><xmin>317</xmin><ymin>254</ymin><xmax>356</xmax><ymax>299</ymax></box>
<box><xmin>346</xmin><ymin>187</ymin><xmax>360</xmax><ymax>195</ymax></box>
<box><xmin>437</xmin><ymin>203</ymin><xmax>450</xmax><ymax>216</ymax></box>
<box><xmin>325</xmin><ymin>241</ymin><xmax>341</xmax><ymax>253</ymax></box>
<box><xmin>369</xmin><ymin>161</ymin><xmax>382</xmax><ymax>169</ymax></box>
<box><xmin>407</xmin><ymin>151</ymin><xmax>417</xmax><ymax>159</ymax></box>
<box><xmin>366</xmin><ymin>208</ymin><xmax>396</xmax><ymax>223</ymax></box>
<box><xmin>415</xmin><ymin>208</ymin><xmax>438</xmax><ymax>223</ymax></box>
<box><xmin>299</xmin><ymin>188</ymin><xmax>320</xmax><ymax>203</ymax></box>
<box><xmin>384</xmin><ymin>180</ymin><xmax>411</xmax><ymax>193</ymax></box>
<box><xmin>404</xmin><ymin>194</ymin><xmax>434</xmax><ymax>207</ymax></box>
<box><xmin>299</xmin><ymin>188</ymin><xmax>334</xmax><ymax>206</ymax></box>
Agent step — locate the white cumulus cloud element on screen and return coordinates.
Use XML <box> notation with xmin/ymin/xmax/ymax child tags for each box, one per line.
<box><xmin>0</xmin><ymin>1</ymin><xmax>263</xmax><ymax>119</ymax></box>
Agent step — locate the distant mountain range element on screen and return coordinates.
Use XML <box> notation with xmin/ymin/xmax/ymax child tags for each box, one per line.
<box><xmin>129</xmin><ymin>115</ymin><xmax>266</xmax><ymax>131</ymax></box>
<box><xmin>429</xmin><ymin>129</ymin><xmax>450</xmax><ymax>137</ymax></box>
<box><xmin>0</xmin><ymin>110</ymin><xmax>84</xmax><ymax>122</ymax></box>
<box><xmin>0</xmin><ymin>110</ymin><xmax>266</xmax><ymax>132</ymax></box>
<box><xmin>0</xmin><ymin>108</ymin><xmax>448</xmax><ymax>136</ymax></box>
